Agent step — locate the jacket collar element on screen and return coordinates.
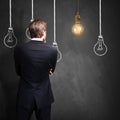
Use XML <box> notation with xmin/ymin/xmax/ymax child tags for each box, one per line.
<box><xmin>31</xmin><ymin>38</ymin><xmax>44</xmax><ymax>41</ymax></box>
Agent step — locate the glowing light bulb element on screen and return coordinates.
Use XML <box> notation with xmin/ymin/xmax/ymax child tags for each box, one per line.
<box><xmin>72</xmin><ymin>23</ymin><xmax>84</xmax><ymax>35</ymax></box>
<box><xmin>72</xmin><ymin>14</ymin><xmax>84</xmax><ymax>35</ymax></box>
<box><xmin>93</xmin><ymin>35</ymin><xmax>108</xmax><ymax>56</ymax></box>
<box><xmin>4</xmin><ymin>27</ymin><xmax>17</xmax><ymax>48</ymax></box>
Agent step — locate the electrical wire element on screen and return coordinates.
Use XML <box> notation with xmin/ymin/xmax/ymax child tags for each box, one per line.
<box><xmin>9</xmin><ymin>0</ymin><xmax>12</xmax><ymax>28</ymax></box>
<box><xmin>26</xmin><ymin>0</ymin><xmax>34</xmax><ymax>39</ymax></box>
<box><xmin>31</xmin><ymin>0</ymin><xmax>34</xmax><ymax>21</ymax></box>
<box><xmin>99</xmin><ymin>0</ymin><xmax>101</xmax><ymax>36</ymax></box>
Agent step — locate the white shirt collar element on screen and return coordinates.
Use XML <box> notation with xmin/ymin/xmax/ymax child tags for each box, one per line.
<box><xmin>31</xmin><ymin>38</ymin><xmax>43</xmax><ymax>41</ymax></box>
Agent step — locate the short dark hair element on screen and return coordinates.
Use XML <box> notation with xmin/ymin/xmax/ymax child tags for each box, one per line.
<box><xmin>29</xmin><ymin>19</ymin><xmax>47</xmax><ymax>38</ymax></box>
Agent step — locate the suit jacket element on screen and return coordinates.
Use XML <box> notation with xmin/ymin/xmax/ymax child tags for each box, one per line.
<box><xmin>14</xmin><ymin>40</ymin><xmax>57</xmax><ymax>109</ymax></box>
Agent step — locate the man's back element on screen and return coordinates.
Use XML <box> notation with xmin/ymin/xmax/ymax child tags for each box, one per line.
<box><xmin>14</xmin><ymin>40</ymin><xmax>57</xmax><ymax>108</ymax></box>
<box><xmin>14</xmin><ymin>41</ymin><xmax>57</xmax><ymax>84</ymax></box>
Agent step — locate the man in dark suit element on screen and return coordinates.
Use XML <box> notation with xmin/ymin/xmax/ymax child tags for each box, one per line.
<box><xmin>14</xmin><ymin>19</ymin><xmax>58</xmax><ymax>120</ymax></box>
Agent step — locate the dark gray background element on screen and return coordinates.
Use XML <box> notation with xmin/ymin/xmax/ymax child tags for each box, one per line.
<box><xmin>0</xmin><ymin>0</ymin><xmax>119</xmax><ymax>120</ymax></box>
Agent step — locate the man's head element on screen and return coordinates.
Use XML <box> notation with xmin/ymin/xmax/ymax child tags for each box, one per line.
<box><xmin>29</xmin><ymin>19</ymin><xmax>47</xmax><ymax>41</ymax></box>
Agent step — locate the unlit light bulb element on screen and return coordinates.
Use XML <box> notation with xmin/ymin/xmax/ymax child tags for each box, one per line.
<box><xmin>26</xmin><ymin>19</ymin><xmax>34</xmax><ymax>40</ymax></box>
<box><xmin>26</xmin><ymin>28</ymin><xmax>31</xmax><ymax>40</ymax></box>
<box><xmin>52</xmin><ymin>42</ymin><xmax>62</xmax><ymax>63</ymax></box>
<box><xmin>93</xmin><ymin>35</ymin><xmax>107</xmax><ymax>56</ymax></box>
<box><xmin>4</xmin><ymin>27</ymin><xmax>17</xmax><ymax>48</ymax></box>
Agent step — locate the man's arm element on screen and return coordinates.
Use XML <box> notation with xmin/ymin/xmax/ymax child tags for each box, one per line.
<box><xmin>49</xmin><ymin>48</ymin><xmax>58</xmax><ymax>74</ymax></box>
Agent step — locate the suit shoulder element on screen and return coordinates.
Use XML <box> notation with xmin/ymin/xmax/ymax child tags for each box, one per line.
<box><xmin>14</xmin><ymin>43</ymin><xmax>28</xmax><ymax>53</ymax></box>
<box><xmin>15</xmin><ymin>42</ymin><xmax>30</xmax><ymax>49</ymax></box>
<box><xmin>46</xmin><ymin>44</ymin><xmax>57</xmax><ymax>53</ymax></box>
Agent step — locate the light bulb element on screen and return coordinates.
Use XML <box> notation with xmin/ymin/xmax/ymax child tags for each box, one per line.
<box><xmin>93</xmin><ymin>35</ymin><xmax>108</xmax><ymax>56</ymax></box>
<box><xmin>52</xmin><ymin>42</ymin><xmax>62</xmax><ymax>62</ymax></box>
<box><xmin>72</xmin><ymin>14</ymin><xmax>84</xmax><ymax>35</ymax></box>
<box><xmin>26</xmin><ymin>19</ymin><xmax>34</xmax><ymax>40</ymax></box>
<box><xmin>26</xmin><ymin>27</ymin><xmax>31</xmax><ymax>40</ymax></box>
<box><xmin>72</xmin><ymin>23</ymin><xmax>84</xmax><ymax>35</ymax></box>
<box><xmin>4</xmin><ymin>27</ymin><xmax>17</xmax><ymax>48</ymax></box>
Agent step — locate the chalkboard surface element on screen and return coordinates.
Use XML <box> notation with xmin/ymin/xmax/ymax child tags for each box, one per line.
<box><xmin>0</xmin><ymin>0</ymin><xmax>119</xmax><ymax>120</ymax></box>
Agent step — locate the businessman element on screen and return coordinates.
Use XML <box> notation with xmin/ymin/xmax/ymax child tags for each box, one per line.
<box><xmin>14</xmin><ymin>19</ymin><xmax>58</xmax><ymax>120</ymax></box>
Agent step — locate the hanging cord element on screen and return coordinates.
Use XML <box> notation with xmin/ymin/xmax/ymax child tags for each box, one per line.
<box><xmin>99</xmin><ymin>0</ymin><xmax>101</xmax><ymax>36</ymax></box>
<box><xmin>77</xmin><ymin>0</ymin><xmax>80</xmax><ymax>14</ymax></box>
<box><xmin>9</xmin><ymin>0</ymin><xmax>12</xmax><ymax>28</ymax></box>
<box><xmin>31</xmin><ymin>0</ymin><xmax>34</xmax><ymax>21</ymax></box>
<box><xmin>26</xmin><ymin>0</ymin><xmax>34</xmax><ymax>39</ymax></box>
<box><xmin>53</xmin><ymin>0</ymin><xmax>62</xmax><ymax>62</ymax></box>
<box><xmin>53</xmin><ymin>0</ymin><xmax>56</xmax><ymax>44</ymax></box>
